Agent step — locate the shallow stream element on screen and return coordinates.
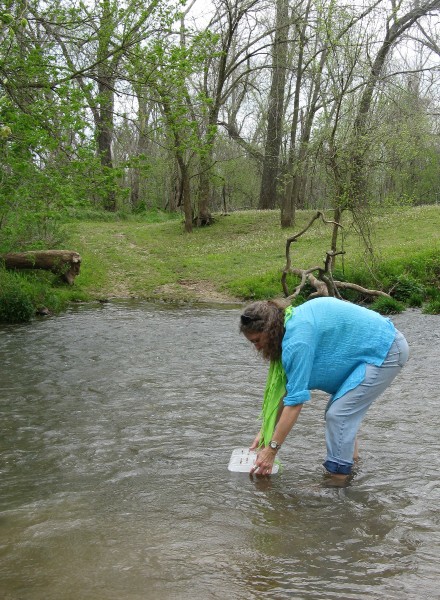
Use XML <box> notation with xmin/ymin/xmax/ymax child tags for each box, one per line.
<box><xmin>1</xmin><ymin>303</ymin><xmax>439</xmax><ymax>599</ymax></box>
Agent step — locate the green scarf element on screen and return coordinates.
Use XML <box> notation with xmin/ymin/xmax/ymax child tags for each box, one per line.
<box><xmin>259</xmin><ymin>306</ymin><xmax>294</xmax><ymax>448</ymax></box>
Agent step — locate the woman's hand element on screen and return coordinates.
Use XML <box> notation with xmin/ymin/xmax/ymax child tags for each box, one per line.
<box><xmin>250</xmin><ymin>432</ymin><xmax>261</xmax><ymax>451</ymax></box>
<box><xmin>250</xmin><ymin>446</ymin><xmax>276</xmax><ymax>476</ymax></box>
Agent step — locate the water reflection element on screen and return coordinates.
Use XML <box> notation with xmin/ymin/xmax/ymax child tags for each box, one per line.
<box><xmin>0</xmin><ymin>303</ymin><xmax>439</xmax><ymax>599</ymax></box>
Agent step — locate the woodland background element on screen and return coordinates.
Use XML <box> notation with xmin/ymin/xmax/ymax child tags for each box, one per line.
<box><xmin>1</xmin><ymin>0</ymin><xmax>440</xmax><ymax>238</ymax></box>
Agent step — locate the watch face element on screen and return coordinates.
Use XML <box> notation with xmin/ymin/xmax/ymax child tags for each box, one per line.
<box><xmin>269</xmin><ymin>441</ymin><xmax>277</xmax><ymax>449</ymax></box>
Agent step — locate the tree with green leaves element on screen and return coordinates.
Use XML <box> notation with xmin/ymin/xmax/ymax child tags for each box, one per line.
<box><xmin>1</xmin><ymin>0</ymin><xmax>174</xmax><ymax>215</ymax></box>
<box><xmin>327</xmin><ymin>0</ymin><xmax>440</xmax><ymax>254</ymax></box>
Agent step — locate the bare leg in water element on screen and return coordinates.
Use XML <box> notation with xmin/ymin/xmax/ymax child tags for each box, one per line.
<box><xmin>353</xmin><ymin>438</ymin><xmax>359</xmax><ymax>462</ymax></box>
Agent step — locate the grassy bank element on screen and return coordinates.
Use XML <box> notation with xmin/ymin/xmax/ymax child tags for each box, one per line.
<box><xmin>1</xmin><ymin>205</ymin><xmax>439</xmax><ymax>321</ymax></box>
<box><xmin>67</xmin><ymin>205</ymin><xmax>440</xmax><ymax>302</ymax></box>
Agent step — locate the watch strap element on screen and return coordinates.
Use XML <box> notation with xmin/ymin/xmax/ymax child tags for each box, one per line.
<box><xmin>269</xmin><ymin>440</ymin><xmax>282</xmax><ymax>450</ymax></box>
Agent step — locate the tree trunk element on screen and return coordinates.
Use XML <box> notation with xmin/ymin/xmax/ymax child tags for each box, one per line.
<box><xmin>281</xmin><ymin>0</ymin><xmax>320</xmax><ymax>227</ymax></box>
<box><xmin>177</xmin><ymin>156</ymin><xmax>193</xmax><ymax>233</ymax></box>
<box><xmin>258</xmin><ymin>0</ymin><xmax>289</xmax><ymax>210</ymax></box>
<box><xmin>130</xmin><ymin>94</ymin><xmax>151</xmax><ymax>210</ymax></box>
<box><xmin>331</xmin><ymin>207</ymin><xmax>343</xmax><ymax>255</ymax></box>
<box><xmin>167</xmin><ymin>160</ymin><xmax>180</xmax><ymax>213</ymax></box>
<box><xmin>196</xmin><ymin>154</ymin><xmax>215</xmax><ymax>226</ymax></box>
<box><xmin>96</xmin><ymin>78</ymin><xmax>116</xmax><ymax>210</ymax></box>
<box><xmin>95</xmin><ymin>0</ymin><xmax>117</xmax><ymax>211</ymax></box>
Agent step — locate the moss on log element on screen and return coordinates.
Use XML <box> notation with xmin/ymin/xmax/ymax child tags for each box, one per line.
<box><xmin>1</xmin><ymin>250</ymin><xmax>81</xmax><ymax>284</ymax></box>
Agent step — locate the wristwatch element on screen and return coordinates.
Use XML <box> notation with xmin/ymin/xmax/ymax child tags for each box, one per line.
<box><xmin>269</xmin><ymin>440</ymin><xmax>282</xmax><ymax>451</ymax></box>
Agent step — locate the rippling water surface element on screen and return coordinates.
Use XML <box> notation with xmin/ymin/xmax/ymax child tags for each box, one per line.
<box><xmin>1</xmin><ymin>302</ymin><xmax>439</xmax><ymax>599</ymax></box>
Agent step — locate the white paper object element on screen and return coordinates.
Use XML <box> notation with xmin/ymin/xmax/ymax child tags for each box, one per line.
<box><xmin>228</xmin><ymin>447</ymin><xmax>280</xmax><ymax>474</ymax></box>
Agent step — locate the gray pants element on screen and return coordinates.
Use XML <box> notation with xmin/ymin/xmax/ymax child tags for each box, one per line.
<box><xmin>323</xmin><ymin>330</ymin><xmax>409</xmax><ymax>475</ymax></box>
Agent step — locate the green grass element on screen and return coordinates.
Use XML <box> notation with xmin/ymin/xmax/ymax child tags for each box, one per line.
<box><xmin>1</xmin><ymin>205</ymin><xmax>439</xmax><ymax>321</ymax></box>
<box><xmin>66</xmin><ymin>205</ymin><xmax>439</xmax><ymax>301</ymax></box>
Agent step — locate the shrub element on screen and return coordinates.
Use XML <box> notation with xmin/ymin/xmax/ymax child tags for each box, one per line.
<box><xmin>407</xmin><ymin>293</ymin><xmax>424</xmax><ymax>308</ymax></box>
<box><xmin>390</xmin><ymin>274</ymin><xmax>425</xmax><ymax>302</ymax></box>
<box><xmin>0</xmin><ymin>269</ymin><xmax>81</xmax><ymax>323</ymax></box>
<box><xmin>0</xmin><ymin>212</ymin><xmax>67</xmax><ymax>253</ymax></box>
<box><xmin>423</xmin><ymin>300</ymin><xmax>440</xmax><ymax>315</ymax></box>
<box><xmin>370</xmin><ymin>296</ymin><xmax>405</xmax><ymax>315</ymax></box>
<box><xmin>0</xmin><ymin>270</ymin><xmax>35</xmax><ymax>323</ymax></box>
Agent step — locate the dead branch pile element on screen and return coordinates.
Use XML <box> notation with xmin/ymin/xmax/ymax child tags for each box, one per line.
<box><xmin>280</xmin><ymin>211</ymin><xmax>391</xmax><ymax>305</ymax></box>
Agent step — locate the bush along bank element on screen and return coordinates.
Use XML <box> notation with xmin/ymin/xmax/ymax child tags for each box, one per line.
<box><xmin>0</xmin><ymin>268</ymin><xmax>89</xmax><ymax>324</ymax></box>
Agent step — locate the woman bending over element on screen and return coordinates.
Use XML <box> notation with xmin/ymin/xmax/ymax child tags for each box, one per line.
<box><xmin>240</xmin><ymin>297</ymin><xmax>409</xmax><ymax>481</ymax></box>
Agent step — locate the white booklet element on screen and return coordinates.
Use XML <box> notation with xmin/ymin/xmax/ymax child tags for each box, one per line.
<box><xmin>228</xmin><ymin>447</ymin><xmax>280</xmax><ymax>474</ymax></box>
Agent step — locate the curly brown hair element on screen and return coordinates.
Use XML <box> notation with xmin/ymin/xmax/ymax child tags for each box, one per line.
<box><xmin>239</xmin><ymin>300</ymin><xmax>285</xmax><ymax>361</ymax></box>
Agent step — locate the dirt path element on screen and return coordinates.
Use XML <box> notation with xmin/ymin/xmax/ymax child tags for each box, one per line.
<box><xmin>153</xmin><ymin>279</ymin><xmax>243</xmax><ymax>305</ymax></box>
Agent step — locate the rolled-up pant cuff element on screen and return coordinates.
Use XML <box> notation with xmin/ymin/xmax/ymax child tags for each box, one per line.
<box><xmin>323</xmin><ymin>460</ymin><xmax>353</xmax><ymax>475</ymax></box>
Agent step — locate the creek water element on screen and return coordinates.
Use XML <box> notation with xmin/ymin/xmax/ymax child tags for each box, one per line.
<box><xmin>0</xmin><ymin>302</ymin><xmax>439</xmax><ymax>600</ymax></box>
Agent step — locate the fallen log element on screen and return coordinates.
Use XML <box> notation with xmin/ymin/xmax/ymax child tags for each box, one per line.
<box><xmin>1</xmin><ymin>250</ymin><xmax>81</xmax><ymax>284</ymax></box>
